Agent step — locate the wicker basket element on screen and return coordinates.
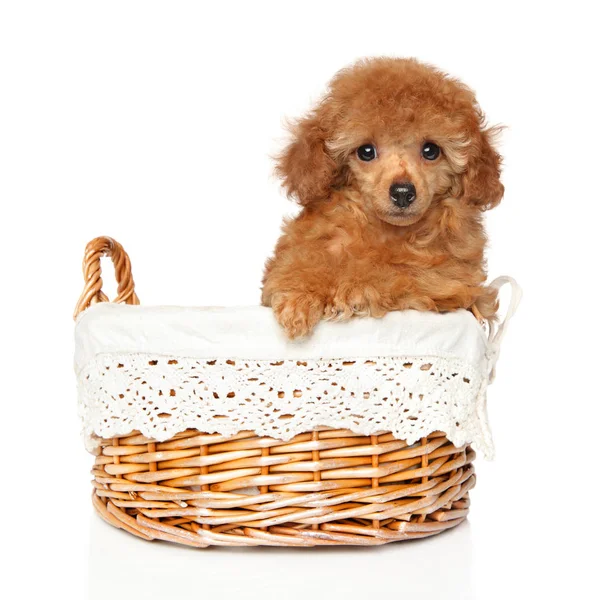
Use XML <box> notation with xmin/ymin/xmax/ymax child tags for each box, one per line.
<box><xmin>74</xmin><ymin>236</ymin><xmax>512</xmax><ymax>548</ymax></box>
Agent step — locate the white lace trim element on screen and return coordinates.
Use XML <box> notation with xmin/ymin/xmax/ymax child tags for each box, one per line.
<box><xmin>78</xmin><ymin>352</ymin><xmax>493</xmax><ymax>458</ymax></box>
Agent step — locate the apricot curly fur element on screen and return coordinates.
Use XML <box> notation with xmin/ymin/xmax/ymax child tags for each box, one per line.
<box><xmin>263</xmin><ymin>58</ymin><xmax>503</xmax><ymax>338</ymax></box>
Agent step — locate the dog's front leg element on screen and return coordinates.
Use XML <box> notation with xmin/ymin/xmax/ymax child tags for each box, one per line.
<box><xmin>262</xmin><ymin>259</ymin><xmax>334</xmax><ymax>339</ymax></box>
<box><xmin>328</xmin><ymin>278</ymin><xmax>389</xmax><ymax>321</ymax></box>
<box><xmin>267</xmin><ymin>289</ymin><xmax>327</xmax><ymax>339</ymax></box>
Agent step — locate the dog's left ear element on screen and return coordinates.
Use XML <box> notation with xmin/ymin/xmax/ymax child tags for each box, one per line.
<box><xmin>461</xmin><ymin>127</ymin><xmax>504</xmax><ymax>210</ymax></box>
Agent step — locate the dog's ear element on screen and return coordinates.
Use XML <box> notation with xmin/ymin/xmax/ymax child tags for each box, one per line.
<box><xmin>461</xmin><ymin>127</ymin><xmax>504</xmax><ymax>210</ymax></box>
<box><xmin>275</xmin><ymin>105</ymin><xmax>338</xmax><ymax>205</ymax></box>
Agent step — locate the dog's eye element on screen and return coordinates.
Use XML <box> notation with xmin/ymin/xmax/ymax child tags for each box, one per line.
<box><xmin>422</xmin><ymin>142</ymin><xmax>441</xmax><ymax>161</ymax></box>
<box><xmin>357</xmin><ymin>144</ymin><xmax>377</xmax><ymax>161</ymax></box>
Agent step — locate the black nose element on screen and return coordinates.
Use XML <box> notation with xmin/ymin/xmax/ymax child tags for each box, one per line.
<box><xmin>390</xmin><ymin>182</ymin><xmax>416</xmax><ymax>208</ymax></box>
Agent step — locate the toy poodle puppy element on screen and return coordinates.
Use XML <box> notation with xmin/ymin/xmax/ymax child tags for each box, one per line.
<box><xmin>262</xmin><ymin>57</ymin><xmax>503</xmax><ymax>339</ymax></box>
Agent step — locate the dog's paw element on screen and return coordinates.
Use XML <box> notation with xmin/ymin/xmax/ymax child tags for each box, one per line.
<box><xmin>271</xmin><ymin>293</ymin><xmax>325</xmax><ymax>339</ymax></box>
<box><xmin>328</xmin><ymin>284</ymin><xmax>387</xmax><ymax>321</ymax></box>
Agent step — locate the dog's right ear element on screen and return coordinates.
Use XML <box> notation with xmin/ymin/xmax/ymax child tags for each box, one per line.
<box><xmin>275</xmin><ymin>105</ymin><xmax>338</xmax><ymax>205</ymax></box>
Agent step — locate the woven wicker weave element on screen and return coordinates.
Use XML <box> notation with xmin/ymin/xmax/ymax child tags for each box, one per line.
<box><xmin>76</xmin><ymin>237</ymin><xmax>476</xmax><ymax>547</ymax></box>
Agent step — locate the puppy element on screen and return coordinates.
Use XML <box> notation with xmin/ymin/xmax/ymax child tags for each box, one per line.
<box><xmin>262</xmin><ymin>57</ymin><xmax>503</xmax><ymax>339</ymax></box>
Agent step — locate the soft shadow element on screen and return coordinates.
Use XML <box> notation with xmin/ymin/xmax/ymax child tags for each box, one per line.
<box><xmin>88</xmin><ymin>514</ymin><xmax>475</xmax><ymax>600</ymax></box>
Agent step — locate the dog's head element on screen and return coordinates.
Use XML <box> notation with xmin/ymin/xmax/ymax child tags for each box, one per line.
<box><xmin>276</xmin><ymin>58</ymin><xmax>503</xmax><ymax>226</ymax></box>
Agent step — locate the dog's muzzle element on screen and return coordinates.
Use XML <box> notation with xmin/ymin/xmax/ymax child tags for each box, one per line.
<box><xmin>390</xmin><ymin>182</ymin><xmax>416</xmax><ymax>209</ymax></box>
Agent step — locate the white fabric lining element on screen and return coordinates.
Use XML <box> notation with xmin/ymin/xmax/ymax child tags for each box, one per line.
<box><xmin>75</xmin><ymin>304</ymin><xmax>489</xmax><ymax>372</ymax></box>
<box><xmin>74</xmin><ymin>277</ymin><xmax>521</xmax><ymax>460</ymax></box>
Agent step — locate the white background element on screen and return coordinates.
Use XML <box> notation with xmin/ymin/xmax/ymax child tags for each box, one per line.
<box><xmin>1</xmin><ymin>1</ymin><xmax>590</xmax><ymax>598</ymax></box>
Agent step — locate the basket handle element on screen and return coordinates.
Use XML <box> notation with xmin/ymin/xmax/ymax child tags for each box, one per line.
<box><xmin>73</xmin><ymin>236</ymin><xmax>140</xmax><ymax>320</ymax></box>
<box><xmin>487</xmin><ymin>276</ymin><xmax>522</xmax><ymax>382</ymax></box>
